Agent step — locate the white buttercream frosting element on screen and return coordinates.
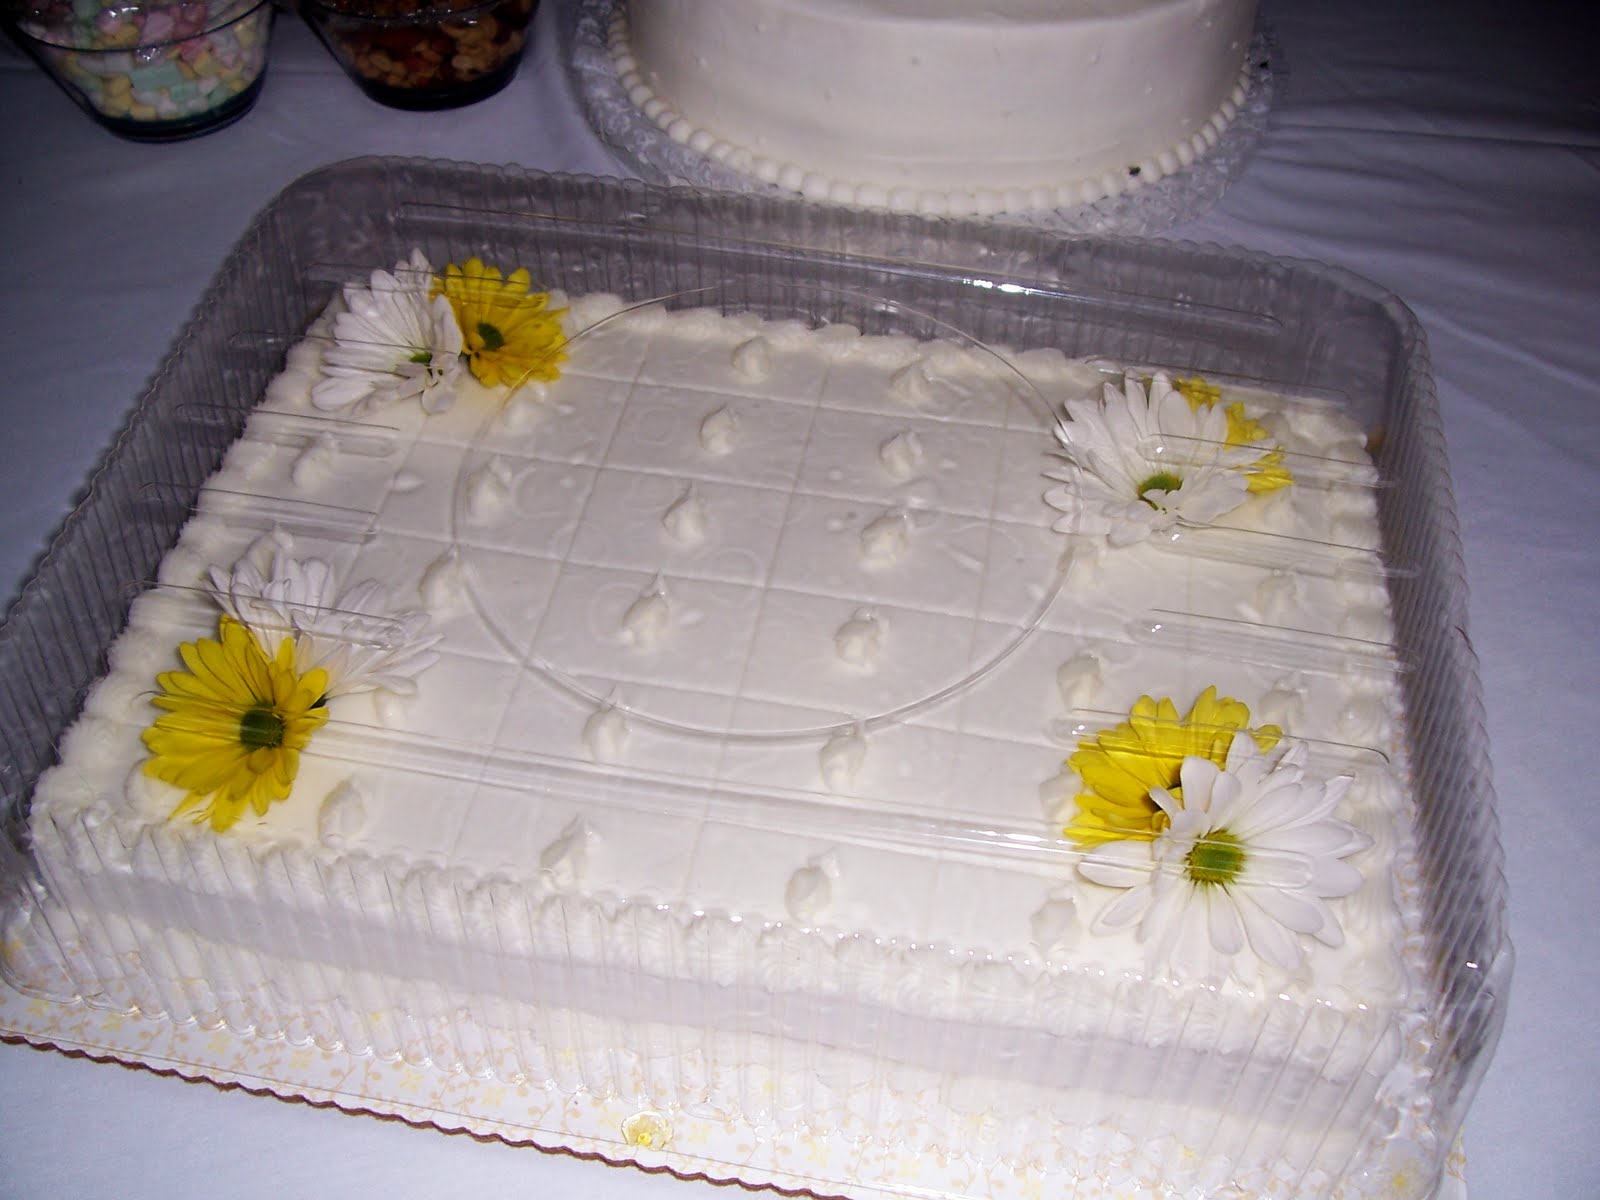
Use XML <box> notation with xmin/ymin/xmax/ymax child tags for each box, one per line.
<box><xmin>23</xmin><ymin>288</ymin><xmax>1431</xmax><ymax>1194</ymax></box>
<box><xmin>290</xmin><ymin>433</ymin><xmax>340</xmax><ymax>490</ymax></box>
<box><xmin>622</xmin><ymin>580</ymin><xmax>672</xmax><ymax>648</ymax></box>
<box><xmin>1338</xmin><ymin>695</ymin><xmax>1391</xmax><ymax>744</ymax></box>
<box><xmin>1257</xmin><ymin>674</ymin><xmax>1306</xmax><ymax>728</ymax></box>
<box><xmin>372</xmin><ymin>689</ymin><xmax>409</xmax><ymax>728</ymax></box>
<box><xmin>820</xmin><ymin>725</ymin><xmax>868</xmax><ymax>791</ymax></box>
<box><xmin>1253</xmin><ymin>570</ymin><xmax>1301</xmax><ymax>623</ymax></box>
<box><xmin>498</xmin><ymin>383</ymin><xmax>550</xmax><ymax>433</ymax></box>
<box><xmin>1056</xmin><ymin>651</ymin><xmax>1102</xmax><ymax>711</ymax></box>
<box><xmin>419</xmin><ymin>547</ymin><xmax>469</xmax><ymax>615</ymax></box>
<box><xmin>859</xmin><ymin>509</ymin><xmax>911</xmax><ymax>566</ymax></box>
<box><xmin>889</xmin><ymin>359</ymin><xmax>935</xmax><ymax>407</ymax></box>
<box><xmin>833</xmin><ymin>609</ymin><xmax>885</xmax><ymax>671</ymax></box>
<box><xmin>661</xmin><ymin>485</ymin><xmax>709</xmax><ymax>545</ymax></box>
<box><xmin>730</xmin><ymin>336</ymin><xmax>772</xmax><ymax>381</ymax></box>
<box><xmin>583</xmin><ymin>700</ymin><xmax>631</xmax><ymax>762</ymax></box>
<box><xmin>464</xmin><ymin>456</ymin><xmax>515</xmax><ymax>523</ymax></box>
<box><xmin>1030</xmin><ymin>892</ymin><xmax>1083</xmax><ymax>958</ymax></box>
<box><xmin>318</xmin><ymin>779</ymin><xmax>368</xmax><ymax>847</ymax></box>
<box><xmin>540</xmin><ymin>818</ymin><xmax>597</xmax><ymax>888</ymax></box>
<box><xmin>784</xmin><ymin>851</ymin><xmax>838</xmax><ymax>925</ymax></box>
<box><xmin>877</xmin><ymin>430</ymin><xmax>924</xmax><ymax>481</ymax></box>
<box><xmin>1038</xmin><ymin>769</ymin><xmax>1079</xmax><ymax>826</ymax></box>
<box><xmin>698</xmin><ymin>405</ymin><xmax>739</xmax><ymax>455</ymax></box>
<box><xmin>390</xmin><ymin>468</ymin><xmax>425</xmax><ymax>495</ymax></box>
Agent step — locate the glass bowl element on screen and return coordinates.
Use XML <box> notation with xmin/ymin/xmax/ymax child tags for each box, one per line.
<box><xmin>300</xmin><ymin>0</ymin><xmax>536</xmax><ymax>110</ymax></box>
<box><xmin>5</xmin><ymin>0</ymin><xmax>275</xmax><ymax>141</ymax></box>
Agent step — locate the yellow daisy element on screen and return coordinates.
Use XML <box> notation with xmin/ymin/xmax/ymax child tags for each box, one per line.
<box><xmin>1170</xmin><ymin>374</ymin><xmax>1223</xmax><ymax>408</ymax></box>
<box><xmin>1173</xmin><ymin>374</ymin><xmax>1293</xmax><ymax>494</ymax></box>
<box><xmin>1064</xmin><ymin>686</ymin><xmax>1281</xmax><ymax>846</ymax></box>
<box><xmin>142</xmin><ymin>616</ymin><xmax>330</xmax><ymax>833</ymax></box>
<box><xmin>436</xmin><ymin>257</ymin><xmax>568</xmax><ymax>388</ymax></box>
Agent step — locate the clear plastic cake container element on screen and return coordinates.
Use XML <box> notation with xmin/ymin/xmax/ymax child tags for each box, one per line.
<box><xmin>0</xmin><ymin>158</ymin><xmax>1509</xmax><ymax>1198</ymax></box>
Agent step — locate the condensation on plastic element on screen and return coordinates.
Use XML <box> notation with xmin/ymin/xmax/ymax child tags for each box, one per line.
<box><xmin>0</xmin><ymin>160</ymin><xmax>1509</xmax><ymax>1198</ymax></box>
<box><xmin>563</xmin><ymin>0</ymin><xmax>1281</xmax><ymax>237</ymax></box>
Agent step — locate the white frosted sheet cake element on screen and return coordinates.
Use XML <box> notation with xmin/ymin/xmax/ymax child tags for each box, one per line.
<box><xmin>23</xmin><ymin>251</ymin><xmax>1442</xmax><ymax>1197</ymax></box>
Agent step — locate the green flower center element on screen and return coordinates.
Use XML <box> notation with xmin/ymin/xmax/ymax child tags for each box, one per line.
<box><xmin>1186</xmin><ymin>830</ymin><xmax>1247</xmax><ymax>886</ymax></box>
<box><xmin>1137</xmin><ymin>470</ymin><xmax>1184</xmax><ymax>505</ymax></box>
<box><xmin>408</xmin><ymin>349</ymin><xmax>433</xmax><ymax>365</ymax></box>
<box><xmin>476</xmin><ymin>321</ymin><xmax>506</xmax><ymax>352</ymax></box>
<box><xmin>239</xmin><ymin>704</ymin><xmax>286</xmax><ymax>751</ymax></box>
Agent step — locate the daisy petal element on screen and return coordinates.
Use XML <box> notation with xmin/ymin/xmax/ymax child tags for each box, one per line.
<box><xmin>1206</xmin><ymin>888</ymin><xmax>1245</xmax><ymax>955</ymax></box>
<box><xmin>1077</xmin><ymin>840</ymin><xmax>1156</xmax><ymax>889</ymax></box>
<box><xmin>1241</xmin><ymin>883</ymin><xmax>1325</xmax><ymax>935</ymax></box>
<box><xmin>1233</xmin><ymin>889</ymin><xmax>1304</xmax><ymax>970</ymax></box>
<box><xmin>1092</xmin><ymin>884</ymin><xmax>1154</xmax><ymax>933</ymax></box>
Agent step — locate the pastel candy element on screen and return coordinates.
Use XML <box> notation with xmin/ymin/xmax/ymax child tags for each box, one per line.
<box><xmin>142</xmin><ymin>12</ymin><xmax>175</xmax><ymax>42</ymax></box>
<box><xmin>25</xmin><ymin>0</ymin><xmax>270</xmax><ymax>129</ymax></box>
<box><xmin>132</xmin><ymin>61</ymin><xmax>187</xmax><ymax>90</ymax></box>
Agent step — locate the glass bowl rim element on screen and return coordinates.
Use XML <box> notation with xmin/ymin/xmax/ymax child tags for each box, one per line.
<box><xmin>7</xmin><ymin>0</ymin><xmax>273</xmax><ymax>54</ymax></box>
<box><xmin>299</xmin><ymin>0</ymin><xmax>528</xmax><ymax>26</ymax></box>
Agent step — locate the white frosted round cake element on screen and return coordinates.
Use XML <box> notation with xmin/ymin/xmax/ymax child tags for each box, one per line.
<box><xmin>609</xmin><ymin>0</ymin><xmax>1258</xmax><ymax>215</ymax></box>
<box><xmin>25</xmin><ymin>252</ymin><xmax>1441</xmax><ymax>1197</ymax></box>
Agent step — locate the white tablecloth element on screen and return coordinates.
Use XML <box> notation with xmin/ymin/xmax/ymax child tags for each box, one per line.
<box><xmin>2</xmin><ymin>1</ymin><xmax>1596</xmax><ymax>1195</ymax></box>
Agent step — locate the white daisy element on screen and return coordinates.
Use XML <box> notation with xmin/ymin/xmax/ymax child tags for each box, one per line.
<box><xmin>1044</xmin><ymin>372</ymin><xmax>1261</xmax><ymax>546</ymax></box>
<box><xmin>204</xmin><ymin>530</ymin><xmax>331</xmax><ymax>649</ymax></box>
<box><xmin>206</xmin><ymin>532</ymin><xmax>441</xmax><ymax>697</ymax></box>
<box><xmin>311</xmin><ymin>249</ymin><xmax>463</xmax><ymax>416</ymax></box>
<box><xmin>1076</xmin><ymin>735</ymin><xmax>1371</xmax><ymax>980</ymax></box>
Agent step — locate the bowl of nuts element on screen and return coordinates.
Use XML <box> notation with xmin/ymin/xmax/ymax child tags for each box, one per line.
<box><xmin>300</xmin><ymin>0</ymin><xmax>535</xmax><ymax>110</ymax></box>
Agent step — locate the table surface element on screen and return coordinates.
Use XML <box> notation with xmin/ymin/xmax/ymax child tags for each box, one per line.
<box><xmin>2</xmin><ymin>1</ymin><xmax>1596</xmax><ymax>1195</ymax></box>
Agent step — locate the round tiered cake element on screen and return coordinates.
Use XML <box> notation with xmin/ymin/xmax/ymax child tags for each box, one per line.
<box><xmin>609</xmin><ymin>0</ymin><xmax>1258</xmax><ymax>215</ymax></box>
